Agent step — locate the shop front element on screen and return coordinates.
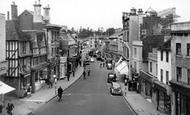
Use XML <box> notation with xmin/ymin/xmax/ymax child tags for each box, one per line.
<box><xmin>154</xmin><ymin>80</ymin><xmax>171</xmax><ymax>114</ymax></box>
<box><xmin>139</xmin><ymin>70</ymin><xmax>155</xmax><ymax>99</ymax></box>
<box><xmin>31</xmin><ymin>62</ymin><xmax>48</xmax><ymax>92</ymax></box>
<box><xmin>170</xmin><ymin>80</ymin><xmax>190</xmax><ymax>115</ymax></box>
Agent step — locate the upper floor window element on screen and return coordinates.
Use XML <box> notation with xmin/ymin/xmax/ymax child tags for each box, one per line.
<box><xmin>161</xmin><ymin>69</ymin><xmax>163</xmax><ymax>82</ymax></box>
<box><xmin>176</xmin><ymin>43</ymin><xmax>181</xmax><ymax>55</ymax></box>
<box><xmin>149</xmin><ymin>62</ymin><xmax>152</xmax><ymax>73</ymax></box>
<box><xmin>176</xmin><ymin>67</ymin><xmax>182</xmax><ymax>82</ymax></box>
<box><xmin>166</xmin><ymin>71</ymin><xmax>169</xmax><ymax>85</ymax></box>
<box><xmin>161</xmin><ymin>51</ymin><xmax>163</xmax><ymax>61</ymax></box>
<box><xmin>134</xmin><ymin>48</ymin><xmax>137</xmax><ymax>57</ymax></box>
<box><xmin>187</xmin><ymin>43</ymin><xmax>190</xmax><ymax>56</ymax></box>
<box><xmin>187</xmin><ymin>69</ymin><xmax>190</xmax><ymax>85</ymax></box>
<box><xmin>166</xmin><ymin>51</ymin><xmax>169</xmax><ymax>62</ymax></box>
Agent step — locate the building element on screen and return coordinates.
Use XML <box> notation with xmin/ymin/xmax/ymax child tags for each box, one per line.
<box><xmin>5</xmin><ymin>2</ymin><xmax>33</xmax><ymax>97</ymax></box>
<box><xmin>45</xmin><ymin>24</ymin><xmax>61</xmax><ymax>81</ymax></box>
<box><xmin>155</xmin><ymin>39</ymin><xmax>172</xmax><ymax>114</ymax></box>
<box><xmin>122</xmin><ymin>8</ymin><xmax>145</xmax><ymax>80</ymax></box>
<box><xmin>0</xmin><ymin>13</ymin><xmax>8</xmax><ymax>82</ymax></box>
<box><xmin>170</xmin><ymin>22</ymin><xmax>190</xmax><ymax>115</ymax></box>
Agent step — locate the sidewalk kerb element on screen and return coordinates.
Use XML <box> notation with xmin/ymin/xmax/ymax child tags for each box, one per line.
<box><xmin>46</xmin><ymin>68</ymin><xmax>84</xmax><ymax>103</ymax></box>
<box><xmin>122</xmin><ymin>95</ymin><xmax>138</xmax><ymax>115</ymax></box>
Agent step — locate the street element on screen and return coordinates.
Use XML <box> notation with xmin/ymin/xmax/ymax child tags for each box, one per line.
<box><xmin>33</xmin><ymin>60</ymin><xmax>134</xmax><ymax>115</ymax></box>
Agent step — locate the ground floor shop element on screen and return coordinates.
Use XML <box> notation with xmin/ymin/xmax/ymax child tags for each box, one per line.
<box><xmin>139</xmin><ymin>71</ymin><xmax>154</xmax><ymax>99</ymax></box>
<box><xmin>170</xmin><ymin>81</ymin><xmax>190</xmax><ymax>115</ymax></box>
<box><xmin>154</xmin><ymin>81</ymin><xmax>171</xmax><ymax>114</ymax></box>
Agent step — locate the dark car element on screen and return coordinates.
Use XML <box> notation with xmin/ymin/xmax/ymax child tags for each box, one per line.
<box><xmin>107</xmin><ymin>73</ymin><xmax>116</xmax><ymax>83</ymax></box>
<box><xmin>110</xmin><ymin>82</ymin><xmax>122</xmax><ymax>96</ymax></box>
<box><xmin>97</xmin><ymin>57</ymin><xmax>104</xmax><ymax>62</ymax></box>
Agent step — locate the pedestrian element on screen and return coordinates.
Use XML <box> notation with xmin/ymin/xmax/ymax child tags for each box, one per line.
<box><xmin>83</xmin><ymin>70</ymin><xmax>86</xmax><ymax>79</ymax></box>
<box><xmin>103</xmin><ymin>62</ymin><xmax>105</xmax><ymax>67</ymax></box>
<box><xmin>0</xmin><ymin>102</ymin><xmax>3</xmax><ymax>114</ymax></box>
<box><xmin>6</xmin><ymin>102</ymin><xmax>14</xmax><ymax>115</ymax></box>
<box><xmin>57</xmin><ymin>86</ymin><xmax>63</xmax><ymax>102</ymax></box>
<box><xmin>67</xmin><ymin>73</ymin><xmax>70</xmax><ymax>81</ymax></box>
<box><xmin>87</xmin><ymin>68</ymin><xmax>91</xmax><ymax>76</ymax></box>
<box><xmin>100</xmin><ymin>63</ymin><xmax>102</xmax><ymax>68</ymax></box>
<box><xmin>72</xmin><ymin>70</ymin><xmax>75</xmax><ymax>77</ymax></box>
<box><xmin>79</xmin><ymin>60</ymin><xmax>81</xmax><ymax>67</ymax></box>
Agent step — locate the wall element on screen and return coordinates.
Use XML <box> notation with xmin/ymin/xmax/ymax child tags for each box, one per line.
<box><xmin>19</xmin><ymin>11</ymin><xmax>33</xmax><ymax>30</ymax></box>
<box><xmin>0</xmin><ymin>14</ymin><xmax>6</xmax><ymax>61</ymax></box>
<box><xmin>157</xmin><ymin>50</ymin><xmax>172</xmax><ymax>83</ymax></box>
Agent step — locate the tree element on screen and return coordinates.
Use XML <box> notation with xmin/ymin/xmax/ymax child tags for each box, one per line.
<box><xmin>105</xmin><ymin>28</ymin><xmax>115</xmax><ymax>36</ymax></box>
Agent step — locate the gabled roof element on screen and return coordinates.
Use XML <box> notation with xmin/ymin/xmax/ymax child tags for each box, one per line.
<box><xmin>6</xmin><ymin>20</ymin><xmax>31</xmax><ymax>41</ymax></box>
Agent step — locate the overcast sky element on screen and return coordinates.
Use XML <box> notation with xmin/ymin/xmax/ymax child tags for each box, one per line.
<box><xmin>0</xmin><ymin>0</ymin><xmax>190</xmax><ymax>30</ymax></box>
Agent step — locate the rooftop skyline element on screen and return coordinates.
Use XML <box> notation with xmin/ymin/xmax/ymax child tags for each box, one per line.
<box><xmin>1</xmin><ymin>0</ymin><xmax>190</xmax><ymax>30</ymax></box>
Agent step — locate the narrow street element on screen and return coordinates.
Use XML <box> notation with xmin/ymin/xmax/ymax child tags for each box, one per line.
<box><xmin>33</xmin><ymin>60</ymin><xmax>134</xmax><ymax>115</ymax></box>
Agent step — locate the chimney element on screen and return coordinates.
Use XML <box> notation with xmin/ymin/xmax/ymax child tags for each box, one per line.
<box><xmin>43</xmin><ymin>4</ymin><xmax>50</xmax><ymax>24</ymax></box>
<box><xmin>7</xmin><ymin>11</ymin><xmax>10</xmax><ymax>20</ymax></box>
<box><xmin>138</xmin><ymin>8</ymin><xmax>143</xmax><ymax>14</ymax></box>
<box><xmin>33</xmin><ymin>0</ymin><xmax>42</xmax><ymax>23</ymax></box>
<box><xmin>11</xmin><ymin>1</ymin><xmax>18</xmax><ymax>20</ymax></box>
<box><xmin>130</xmin><ymin>7</ymin><xmax>137</xmax><ymax>15</ymax></box>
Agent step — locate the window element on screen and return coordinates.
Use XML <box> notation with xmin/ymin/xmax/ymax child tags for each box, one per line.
<box><xmin>166</xmin><ymin>71</ymin><xmax>169</xmax><ymax>85</ymax></box>
<box><xmin>176</xmin><ymin>43</ymin><xmax>181</xmax><ymax>55</ymax></box>
<box><xmin>187</xmin><ymin>69</ymin><xmax>190</xmax><ymax>85</ymax></box>
<box><xmin>176</xmin><ymin>67</ymin><xmax>182</xmax><ymax>82</ymax></box>
<box><xmin>134</xmin><ymin>61</ymin><xmax>137</xmax><ymax>72</ymax></box>
<box><xmin>134</xmin><ymin>48</ymin><xmax>137</xmax><ymax>57</ymax></box>
<box><xmin>187</xmin><ymin>44</ymin><xmax>190</xmax><ymax>56</ymax></box>
<box><xmin>161</xmin><ymin>51</ymin><xmax>163</xmax><ymax>61</ymax></box>
<box><xmin>166</xmin><ymin>51</ymin><xmax>169</xmax><ymax>62</ymax></box>
<box><xmin>150</xmin><ymin>62</ymin><xmax>152</xmax><ymax>73</ymax></box>
<box><xmin>161</xmin><ymin>69</ymin><xmax>163</xmax><ymax>82</ymax></box>
<box><xmin>156</xmin><ymin>64</ymin><xmax>158</xmax><ymax>76</ymax></box>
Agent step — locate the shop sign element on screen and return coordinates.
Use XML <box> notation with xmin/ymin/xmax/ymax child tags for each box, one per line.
<box><xmin>60</xmin><ymin>57</ymin><xmax>67</xmax><ymax>63</ymax></box>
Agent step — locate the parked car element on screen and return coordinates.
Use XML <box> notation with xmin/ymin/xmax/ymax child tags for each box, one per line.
<box><xmin>110</xmin><ymin>82</ymin><xmax>122</xmax><ymax>96</ymax></box>
<box><xmin>107</xmin><ymin>73</ymin><xmax>116</xmax><ymax>83</ymax></box>
<box><xmin>107</xmin><ymin>63</ymin><xmax>112</xmax><ymax>70</ymax></box>
<box><xmin>97</xmin><ymin>57</ymin><xmax>104</xmax><ymax>62</ymax></box>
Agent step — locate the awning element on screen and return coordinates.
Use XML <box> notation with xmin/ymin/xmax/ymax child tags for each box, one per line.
<box><xmin>0</xmin><ymin>81</ymin><xmax>15</xmax><ymax>94</ymax></box>
<box><xmin>115</xmin><ymin>61</ymin><xmax>129</xmax><ymax>76</ymax></box>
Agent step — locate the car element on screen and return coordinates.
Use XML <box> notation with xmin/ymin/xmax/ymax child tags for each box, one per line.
<box><xmin>97</xmin><ymin>57</ymin><xmax>104</xmax><ymax>62</ymax></box>
<box><xmin>107</xmin><ymin>73</ymin><xmax>116</xmax><ymax>83</ymax></box>
<box><xmin>107</xmin><ymin>63</ymin><xmax>112</xmax><ymax>70</ymax></box>
<box><xmin>110</xmin><ymin>82</ymin><xmax>122</xmax><ymax>96</ymax></box>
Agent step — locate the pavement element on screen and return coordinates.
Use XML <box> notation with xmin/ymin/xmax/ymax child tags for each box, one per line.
<box><xmin>120</xmin><ymin>83</ymin><xmax>167</xmax><ymax>115</ymax></box>
<box><xmin>1</xmin><ymin>66</ymin><xmax>84</xmax><ymax>115</ymax></box>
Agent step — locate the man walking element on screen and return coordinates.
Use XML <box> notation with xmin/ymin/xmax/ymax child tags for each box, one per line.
<box><xmin>87</xmin><ymin>68</ymin><xmax>91</xmax><ymax>76</ymax></box>
<box><xmin>83</xmin><ymin>70</ymin><xmax>86</xmax><ymax>79</ymax></box>
<box><xmin>57</xmin><ymin>86</ymin><xmax>63</xmax><ymax>102</ymax></box>
<box><xmin>67</xmin><ymin>73</ymin><xmax>70</xmax><ymax>81</ymax></box>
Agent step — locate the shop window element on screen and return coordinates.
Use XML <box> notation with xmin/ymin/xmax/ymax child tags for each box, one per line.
<box><xmin>161</xmin><ymin>69</ymin><xmax>163</xmax><ymax>82</ymax></box>
<box><xmin>176</xmin><ymin>67</ymin><xmax>182</xmax><ymax>82</ymax></box>
<box><xmin>176</xmin><ymin>43</ymin><xmax>181</xmax><ymax>55</ymax></box>
<box><xmin>158</xmin><ymin>91</ymin><xmax>165</xmax><ymax>111</ymax></box>
<box><xmin>187</xmin><ymin>69</ymin><xmax>190</xmax><ymax>85</ymax></box>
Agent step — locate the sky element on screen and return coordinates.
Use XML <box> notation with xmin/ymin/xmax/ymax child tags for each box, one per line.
<box><xmin>0</xmin><ymin>0</ymin><xmax>190</xmax><ymax>30</ymax></box>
